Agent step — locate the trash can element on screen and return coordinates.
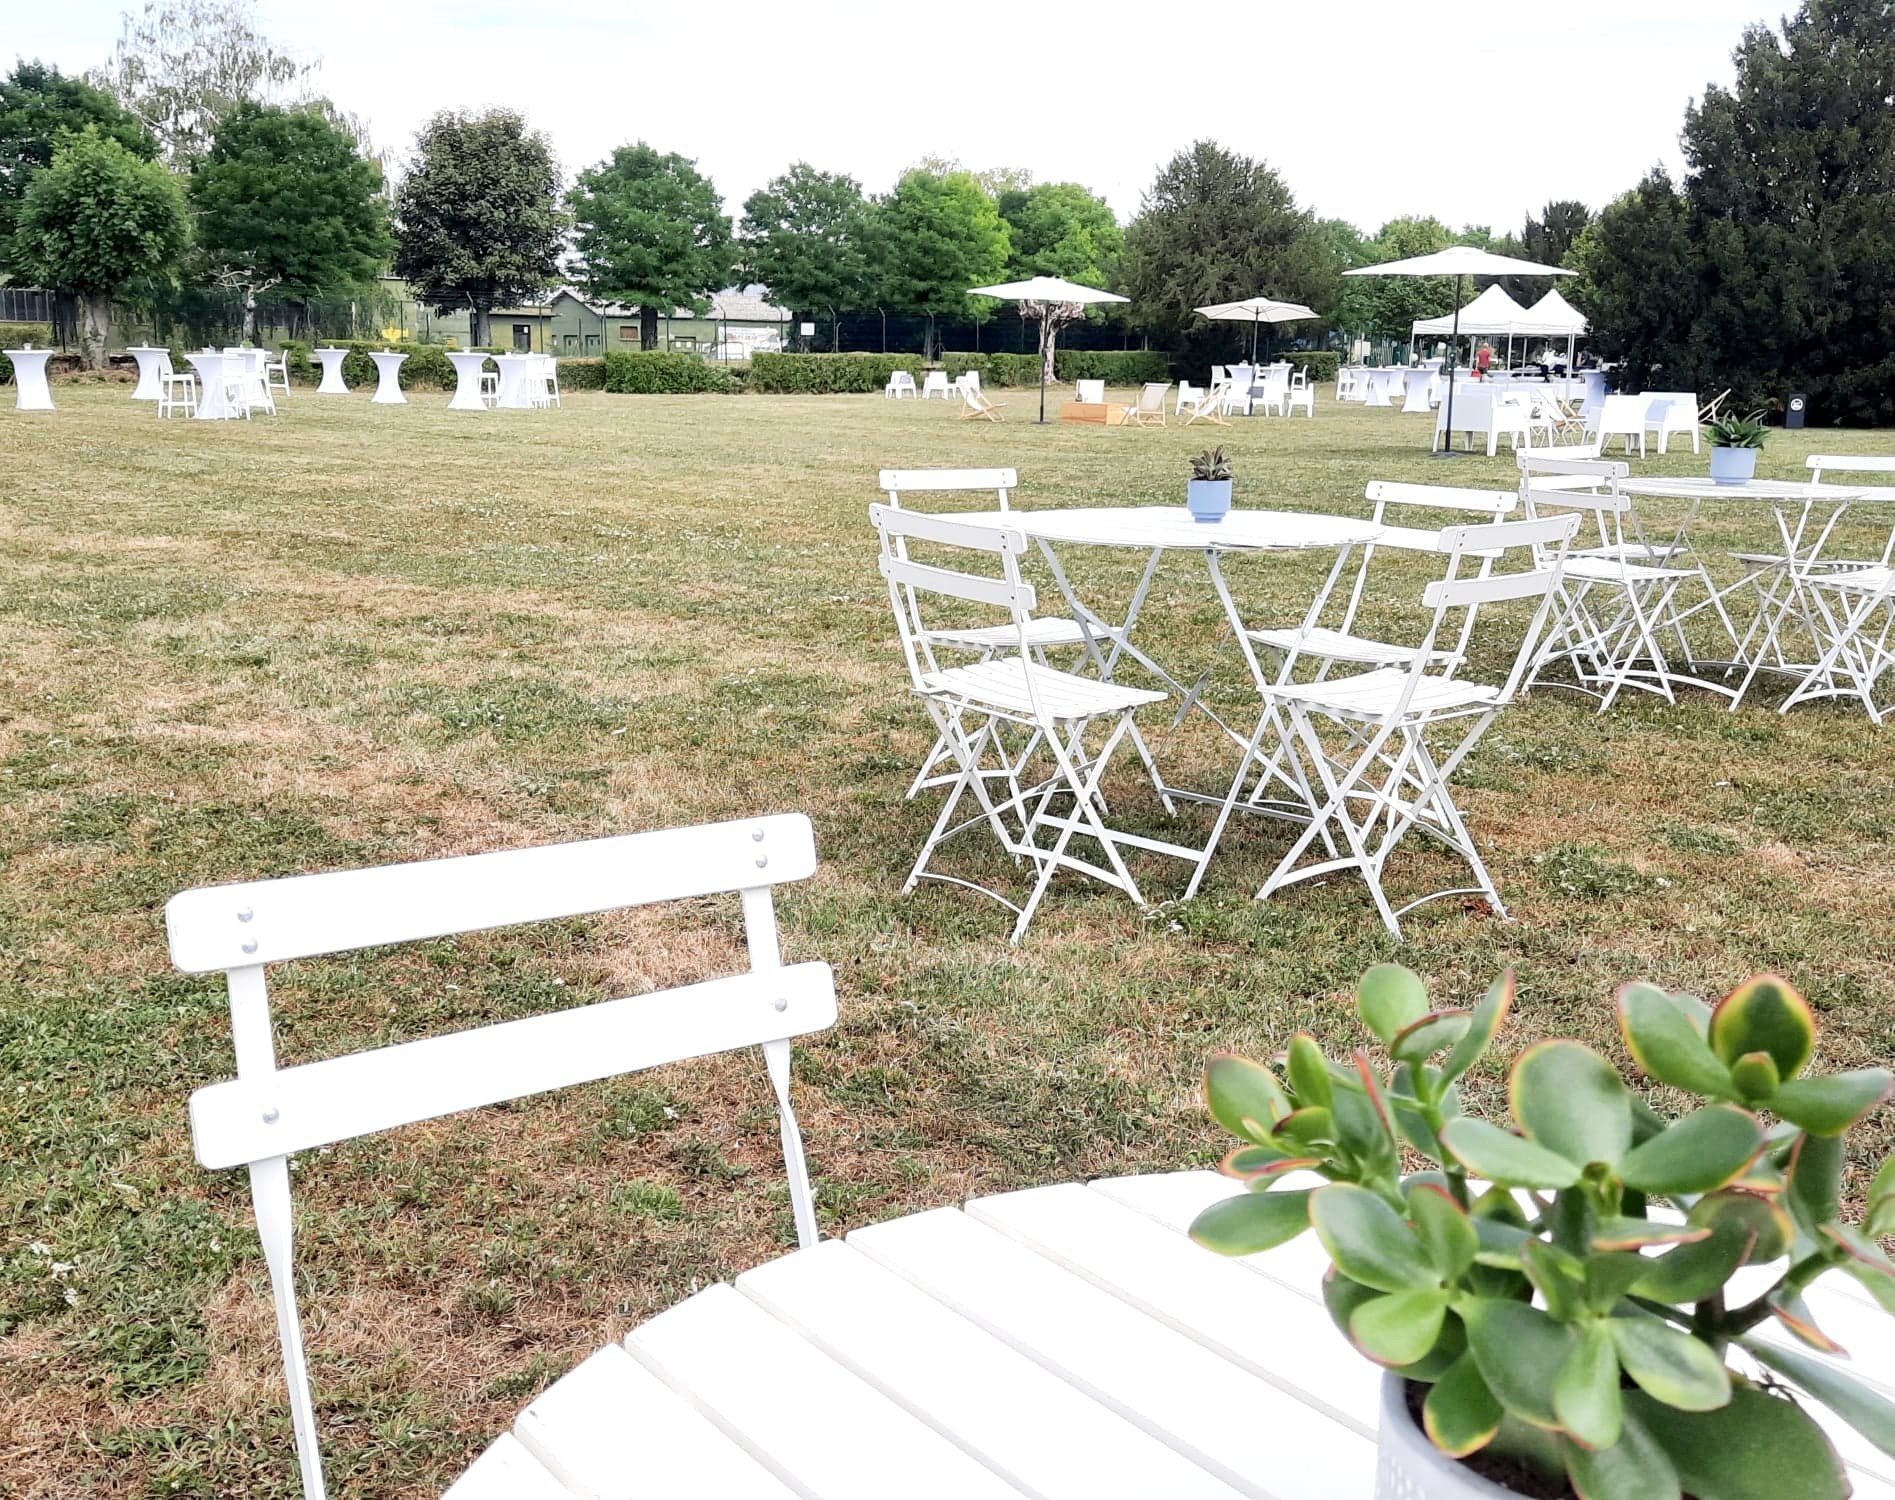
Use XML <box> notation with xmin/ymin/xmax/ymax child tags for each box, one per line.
<box><xmin>1786</xmin><ymin>392</ymin><xmax>1808</xmax><ymax>429</ymax></box>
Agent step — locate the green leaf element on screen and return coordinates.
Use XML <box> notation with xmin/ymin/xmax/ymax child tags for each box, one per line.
<box><xmin>1441</xmin><ymin>969</ymin><xmax>1515</xmax><ymax>1084</ymax></box>
<box><xmin>1219</xmin><ymin>1142</ymin><xmax>1298</xmax><ymax>1178</ymax></box>
<box><xmin>1286</xmin><ymin>1034</ymin><xmax>1333</xmax><ymax>1112</ymax></box>
<box><xmin>1322</xmin><ymin>1267</ymin><xmax>1379</xmax><ymax>1338</ymax></box>
<box><xmin>1523</xmin><ymin>1239</ymin><xmax>1589</xmax><ymax>1322</ymax></box>
<box><xmin>1188</xmin><ymin>1189</ymin><xmax>1314</xmax><ymax>1255</ymax></box>
<box><xmin>1559</xmin><ymin>1412</ymin><xmax>1681</xmax><ymax>1500</ymax></box>
<box><xmin>1512</xmin><ymin>1040</ymin><xmax>1633</xmax><ymax>1169</ymax></box>
<box><xmin>1440</xmin><ymin>1117</ymin><xmax>1581</xmax><ymax>1189</ymax></box>
<box><xmin>1424</xmin><ymin>1351</ymin><xmax>1504</xmax><ymax>1457</ymax></box>
<box><xmin>1769</xmin><ymin>1289</ymin><xmax>1844</xmax><ymax>1353</ymax></box>
<box><xmin>1590</xmin><ymin>1218</ymin><xmax>1710</xmax><ymax>1252</ymax></box>
<box><xmin>1729</xmin><ymin>1050</ymin><xmax>1781</xmax><ymax>1102</ymax></box>
<box><xmin>1350</xmin><ymin>1288</ymin><xmax>1450</xmax><ymax>1367</ymax></box>
<box><xmin>1821</xmin><ymin>1222</ymin><xmax>1895</xmax><ymax>1280</ymax></box>
<box><xmin>1406</xmin><ymin>1183</ymin><xmax>1477</xmax><ymax>1282</ymax></box>
<box><xmin>1617</xmin><ymin>1105</ymin><xmax>1764</xmax><ymax>1195</ymax></box>
<box><xmin>1608</xmin><ymin>1318</ymin><xmax>1731</xmax><ymax>1411</ymax></box>
<box><xmin>1392</xmin><ymin>1097</ymin><xmax>1446</xmax><ymax>1163</ymax></box>
<box><xmin>1472</xmin><ymin>1215</ymin><xmax>1532</xmax><ymax>1270</ymax></box>
<box><xmin>1357</xmin><ymin>963</ymin><xmax>1429</xmax><ymax>1046</ymax></box>
<box><xmin>1709</xmin><ymin>976</ymin><xmax>1815</xmax><ymax>1082</ymax></box>
<box><xmin>1272</xmin><ymin>1106</ymin><xmax>1337</xmax><ymax>1151</ymax></box>
<box><xmin>1392</xmin><ymin>1010</ymin><xmax>1472</xmax><ymax>1065</ymax></box>
<box><xmin>1771</xmin><ymin>1068</ymin><xmax>1893</xmax><ymax>1136</ymax></box>
<box><xmin>1582</xmin><ymin>1252</ymin><xmax>1650</xmax><ymax>1312</ymax></box>
<box><xmin>1205</xmin><ymin>1053</ymin><xmax>1289</xmax><ymax>1144</ymax></box>
<box><xmin>1686</xmin><ymin>1190</ymin><xmax>1792</xmax><ymax>1265</ymax></box>
<box><xmin>1785</xmin><ymin>1130</ymin><xmax>1843</xmax><ymax>1233</ymax></box>
<box><xmin>1740</xmin><ymin>1336</ymin><xmax>1895</xmax><ymax>1460</ymax></box>
<box><xmin>1629</xmin><ymin>1226</ymin><xmax>1751</xmax><ymax>1304</ymax></box>
<box><xmin>1309</xmin><ymin>1183</ymin><xmax>1438</xmax><ymax>1293</ymax></box>
<box><xmin>1629</xmin><ymin>1383</ymin><xmax>1850</xmax><ymax>1500</ymax></box>
<box><xmin>1618</xmin><ymin>982</ymin><xmax>1737</xmax><ymax>1099</ymax></box>
<box><xmin>1462</xmin><ymin>1297</ymin><xmax>1574</xmax><ymax>1429</ymax></box>
<box><xmin>1554</xmin><ymin>1321</ymin><xmax>1624</xmax><ymax>1449</ymax></box>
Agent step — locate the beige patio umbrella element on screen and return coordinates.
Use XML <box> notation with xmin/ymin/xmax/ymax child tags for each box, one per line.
<box><xmin>1194</xmin><ymin>296</ymin><xmax>1320</xmax><ymax>364</ymax></box>
<box><xmin>968</xmin><ymin>275</ymin><xmax>1129</xmax><ymax>423</ymax></box>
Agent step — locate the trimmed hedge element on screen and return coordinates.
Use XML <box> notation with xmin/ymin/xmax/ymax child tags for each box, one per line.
<box><xmin>558</xmin><ymin>357</ymin><xmax>605</xmax><ymax>391</ymax></box>
<box><xmin>1294</xmin><ymin>351</ymin><xmax>1341</xmax><ymax>385</ymax></box>
<box><xmin>601</xmin><ymin>351</ymin><xmax>735</xmax><ymax>393</ymax></box>
<box><xmin>942</xmin><ymin>352</ymin><xmax>1043</xmax><ymax>387</ymax></box>
<box><xmin>1053</xmin><ymin>349</ymin><xmax>1172</xmax><ymax>384</ymax></box>
<box><xmin>749</xmin><ymin>352</ymin><xmax>919</xmax><ymax>394</ymax></box>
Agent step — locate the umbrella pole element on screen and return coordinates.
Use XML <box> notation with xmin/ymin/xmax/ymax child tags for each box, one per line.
<box><xmin>1436</xmin><ymin>273</ymin><xmax>1464</xmax><ymax>459</ymax></box>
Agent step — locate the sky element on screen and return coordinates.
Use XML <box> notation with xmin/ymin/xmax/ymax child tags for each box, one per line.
<box><xmin>11</xmin><ymin>0</ymin><xmax>1760</xmax><ymax>236</ymax></box>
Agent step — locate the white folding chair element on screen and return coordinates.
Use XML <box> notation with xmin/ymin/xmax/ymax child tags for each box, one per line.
<box><xmin>1122</xmin><ymin>381</ymin><xmax>1170</xmax><ymax>426</ymax></box>
<box><xmin>1520</xmin><ymin>454</ymin><xmax>1694</xmax><ymax>709</ymax></box>
<box><xmin>1180</xmin><ymin>380</ymin><xmax>1231</xmax><ymax>426</ymax></box>
<box><xmin>1204</xmin><ymin>514</ymin><xmax>1577</xmax><ymax>935</ymax></box>
<box><xmin>872</xmin><ymin>505</ymin><xmax>1196</xmax><ymax>941</ymax></box>
<box><xmin>1076</xmin><ymin>378</ymin><xmax>1106</xmax><ymax>404</ymax></box>
<box><xmin>478</xmin><ymin>370</ymin><xmax>500</xmax><ymax>408</ymax></box>
<box><xmin>171</xmin><ymin>814</ymin><xmax>832</xmax><ymax>1500</ymax></box>
<box><xmin>957</xmin><ymin>381</ymin><xmax>1005</xmax><ymax>421</ymax></box>
<box><xmin>1780</xmin><ymin>551</ymin><xmax>1895</xmax><ymax>723</ymax></box>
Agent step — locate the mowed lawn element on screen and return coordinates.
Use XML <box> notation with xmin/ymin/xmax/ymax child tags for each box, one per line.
<box><xmin>2</xmin><ymin>383</ymin><xmax>1892</xmax><ymax>1497</ymax></box>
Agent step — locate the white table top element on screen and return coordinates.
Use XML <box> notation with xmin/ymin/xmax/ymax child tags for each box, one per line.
<box><xmin>1618</xmin><ymin>477</ymin><xmax>1878</xmax><ymax>502</ymax></box>
<box><xmin>444</xmin><ymin>1169</ymin><xmax>1895</xmax><ymax>1500</ymax></box>
<box><xmin>940</xmin><ymin>506</ymin><xmax>1380</xmax><ymax>553</ymax></box>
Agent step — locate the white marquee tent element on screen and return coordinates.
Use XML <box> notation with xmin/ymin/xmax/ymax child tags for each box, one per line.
<box><xmin>1411</xmin><ymin>285</ymin><xmax>1590</xmax><ymax>366</ymax></box>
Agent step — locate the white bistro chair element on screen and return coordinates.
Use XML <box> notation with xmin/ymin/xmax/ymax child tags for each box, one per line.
<box><xmin>871</xmin><ymin>505</ymin><xmax>1197</xmax><ymax>942</ymax></box>
<box><xmin>171</xmin><ymin>814</ymin><xmax>833</xmax><ymax>1500</ymax></box>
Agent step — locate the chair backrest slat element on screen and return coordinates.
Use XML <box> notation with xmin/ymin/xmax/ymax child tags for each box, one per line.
<box><xmin>192</xmin><ymin>962</ymin><xmax>836</xmax><ymax>1170</ymax></box>
<box><xmin>1365</xmin><ymin>481</ymin><xmax>1517</xmax><ymax>516</ymax></box>
<box><xmin>879</xmin><ymin>552</ymin><xmax>1034</xmax><ymax>612</ymax></box>
<box><xmin>879</xmin><ymin>467</ymin><xmax>1019</xmax><ymax>492</ymax></box>
<box><xmin>873</xmin><ymin>505</ymin><xmax>1018</xmax><ymax>553</ymax></box>
<box><xmin>167</xmin><ymin>815</ymin><xmax>815</xmax><ymax>973</ymax></box>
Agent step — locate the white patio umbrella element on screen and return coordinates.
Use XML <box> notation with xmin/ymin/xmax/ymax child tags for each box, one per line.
<box><xmin>1194</xmin><ymin>296</ymin><xmax>1320</xmax><ymax>364</ymax></box>
<box><xmin>968</xmin><ymin>275</ymin><xmax>1129</xmax><ymax>423</ymax></box>
<box><xmin>1344</xmin><ymin>245</ymin><xmax>1574</xmax><ymax>456</ymax></box>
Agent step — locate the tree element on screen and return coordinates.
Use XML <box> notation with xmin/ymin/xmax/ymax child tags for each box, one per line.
<box><xmin>1</xmin><ymin>60</ymin><xmax>157</xmax><ymax>271</ymax></box>
<box><xmin>1571</xmin><ymin>170</ymin><xmax>1711</xmax><ymax>393</ymax></box>
<box><xmin>1523</xmin><ymin>200</ymin><xmax>1592</xmax><ymax>267</ymax></box>
<box><xmin>868</xmin><ymin>167</ymin><xmax>1010</xmax><ymax>359</ymax></box>
<box><xmin>91</xmin><ymin>0</ymin><xmax>308</xmax><ymax>166</ymax></box>
<box><xmin>392</xmin><ymin>110</ymin><xmax>563</xmax><ymax>349</ymax></box>
<box><xmin>997</xmin><ymin>181</ymin><xmax>1122</xmax><ymax>285</ymax></box>
<box><xmin>1121</xmin><ymin>141</ymin><xmax>1329</xmax><ymax>336</ymax></box>
<box><xmin>1329</xmin><ymin>215</ymin><xmax>1456</xmax><ymax>342</ymax></box>
<box><xmin>15</xmin><ymin>127</ymin><xmax>189</xmax><ymax>365</ymax></box>
<box><xmin>190</xmin><ymin>101</ymin><xmax>390</xmax><ymax>340</ymax></box>
<box><xmin>567</xmin><ymin>144</ymin><xmax>732</xmax><ymax>351</ymax></box>
<box><xmin>739</xmin><ymin>163</ymin><xmax>868</xmax><ymax>347</ymax></box>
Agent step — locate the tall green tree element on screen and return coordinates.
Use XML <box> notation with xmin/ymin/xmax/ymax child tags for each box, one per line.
<box><xmin>567</xmin><ymin>144</ymin><xmax>732</xmax><ymax>351</ymax></box>
<box><xmin>91</xmin><ymin>0</ymin><xmax>308</xmax><ymax>166</ymax></box>
<box><xmin>996</xmin><ymin>181</ymin><xmax>1122</xmax><ymax>285</ymax></box>
<box><xmin>1523</xmin><ymin>200</ymin><xmax>1592</xmax><ymax>266</ymax></box>
<box><xmin>868</xmin><ymin>166</ymin><xmax>1009</xmax><ymax>359</ymax></box>
<box><xmin>191</xmin><ymin>101</ymin><xmax>390</xmax><ymax>340</ymax></box>
<box><xmin>15</xmin><ymin>127</ymin><xmax>189</xmax><ymax>364</ymax></box>
<box><xmin>1121</xmin><ymin>141</ymin><xmax>1329</xmax><ymax>336</ymax></box>
<box><xmin>1</xmin><ymin>60</ymin><xmax>157</xmax><ymax>271</ymax></box>
<box><xmin>1330</xmin><ymin>215</ymin><xmax>1456</xmax><ymax>342</ymax></box>
<box><xmin>392</xmin><ymin>109</ymin><xmax>563</xmax><ymax>349</ymax></box>
<box><xmin>1571</xmin><ymin>171</ymin><xmax>1711</xmax><ymax>393</ymax></box>
<box><xmin>739</xmin><ymin>163</ymin><xmax>868</xmax><ymax>346</ymax></box>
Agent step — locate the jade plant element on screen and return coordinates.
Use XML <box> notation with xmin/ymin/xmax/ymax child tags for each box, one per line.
<box><xmin>1191</xmin><ymin>967</ymin><xmax>1895</xmax><ymax>1500</ymax></box>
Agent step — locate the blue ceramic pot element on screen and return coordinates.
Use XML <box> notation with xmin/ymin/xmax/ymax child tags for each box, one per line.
<box><xmin>1709</xmin><ymin>446</ymin><xmax>1759</xmax><ymax>486</ymax></box>
<box><xmin>1187</xmin><ymin>478</ymin><xmax>1233</xmax><ymax>522</ymax></box>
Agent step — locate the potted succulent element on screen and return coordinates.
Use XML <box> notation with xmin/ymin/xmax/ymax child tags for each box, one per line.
<box><xmin>1707</xmin><ymin>410</ymin><xmax>1768</xmax><ymax>485</ymax></box>
<box><xmin>1191</xmin><ymin>965</ymin><xmax>1894</xmax><ymax>1500</ymax></box>
<box><xmin>1188</xmin><ymin>448</ymin><xmax>1234</xmax><ymax>522</ymax></box>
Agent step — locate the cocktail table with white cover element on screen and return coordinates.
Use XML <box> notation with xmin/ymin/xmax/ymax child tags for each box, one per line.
<box><xmin>445</xmin><ymin>1168</ymin><xmax>1895</xmax><ymax>1500</ymax></box>
<box><xmin>311</xmin><ymin>347</ymin><xmax>350</xmax><ymax>394</ymax></box>
<box><xmin>184</xmin><ymin>351</ymin><xmax>241</xmax><ymax>419</ymax></box>
<box><xmin>1361</xmin><ymin>367</ymin><xmax>1402</xmax><ymax>407</ymax></box>
<box><xmin>4</xmin><ymin>347</ymin><xmax>55</xmax><ymax>411</ymax></box>
<box><xmin>446</xmin><ymin>351</ymin><xmax>492</xmax><ymax>411</ymax></box>
<box><xmin>493</xmin><ymin>352</ymin><xmax>542</xmax><ymax>409</ymax></box>
<box><xmin>368</xmin><ymin>349</ymin><xmax>407</xmax><ymax>404</ymax></box>
<box><xmin>126</xmin><ymin>346</ymin><xmax>170</xmax><ymax>400</ymax></box>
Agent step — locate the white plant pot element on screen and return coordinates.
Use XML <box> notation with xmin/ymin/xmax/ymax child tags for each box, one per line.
<box><xmin>1376</xmin><ymin>1375</ymin><xmax>1524</xmax><ymax>1499</ymax></box>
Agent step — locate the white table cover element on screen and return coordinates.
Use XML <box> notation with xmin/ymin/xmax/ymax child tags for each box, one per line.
<box><xmin>126</xmin><ymin>346</ymin><xmax>169</xmax><ymax>401</ymax></box>
<box><xmin>185</xmin><ymin>351</ymin><xmax>240</xmax><ymax>419</ymax></box>
<box><xmin>5</xmin><ymin>348</ymin><xmax>55</xmax><ymax>411</ymax></box>
<box><xmin>493</xmin><ymin>353</ymin><xmax>541</xmax><ymax>410</ymax></box>
<box><xmin>368</xmin><ymin>350</ymin><xmax>407</xmax><ymax>405</ymax></box>
<box><xmin>446</xmin><ymin>352</ymin><xmax>492</xmax><ymax>411</ymax></box>
<box><xmin>312</xmin><ymin>348</ymin><xmax>350</xmax><ymax>395</ymax></box>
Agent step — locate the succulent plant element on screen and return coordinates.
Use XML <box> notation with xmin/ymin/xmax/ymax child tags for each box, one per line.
<box><xmin>1706</xmin><ymin>410</ymin><xmax>1769</xmax><ymax>448</ymax></box>
<box><xmin>1191</xmin><ymin>966</ymin><xmax>1894</xmax><ymax>1500</ymax></box>
<box><xmin>1190</xmin><ymin>447</ymin><xmax>1233</xmax><ymax>482</ymax></box>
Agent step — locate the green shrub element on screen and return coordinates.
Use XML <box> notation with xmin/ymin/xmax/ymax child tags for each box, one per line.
<box><xmin>601</xmin><ymin>351</ymin><xmax>735</xmax><ymax>394</ymax></box>
<box><xmin>0</xmin><ymin>323</ymin><xmax>56</xmax><ymax>384</ymax></box>
<box><xmin>942</xmin><ymin>352</ymin><xmax>1043</xmax><ymax>387</ymax></box>
<box><xmin>1053</xmin><ymin>349</ymin><xmax>1172</xmax><ymax>384</ymax></box>
<box><xmin>557</xmin><ymin>357</ymin><xmax>606</xmax><ymax>391</ymax></box>
<box><xmin>1293</xmin><ymin>350</ymin><xmax>1340</xmax><ymax>385</ymax></box>
<box><xmin>749</xmin><ymin>352</ymin><xmax>919</xmax><ymax>394</ymax></box>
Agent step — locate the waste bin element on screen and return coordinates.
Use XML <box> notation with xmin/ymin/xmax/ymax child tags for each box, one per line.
<box><xmin>1786</xmin><ymin>392</ymin><xmax>1808</xmax><ymax>429</ymax></box>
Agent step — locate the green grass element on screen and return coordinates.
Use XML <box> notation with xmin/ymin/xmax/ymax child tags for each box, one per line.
<box><xmin>1</xmin><ymin>385</ymin><xmax>1891</xmax><ymax>1497</ymax></box>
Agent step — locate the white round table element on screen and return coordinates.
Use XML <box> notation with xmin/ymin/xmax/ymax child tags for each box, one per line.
<box><xmin>446</xmin><ymin>351</ymin><xmax>492</xmax><ymax>411</ymax></box>
<box><xmin>493</xmin><ymin>353</ymin><xmax>541</xmax><ymax>410</ymax></box>
<box><xmin>5</xmin><ymin>348</ymin><xmax>55</xmax><ymax>411</ymax></box>
<box><xmin>185</xmin><ymin>351</ymin><xmax>239</xmax><ymax>419</ymax></box>
<box><xmin>312</xmin><ymin>347</ymin><xmax>351</xmax><ymax>395</ymax></box>
<box><xmin>368</xmin><ymin>350</ymin><xmax>407</xmax><ymax>405</ymax></box>
<box><xmin>1362</xmin><ymin>368</ymin><xmax>1402</xmax><ymax>407</ymax></box>
<box><xmin>126</xmin><ymin>346</ymin><xmax>170</xmax><ymax>401</ymax></box>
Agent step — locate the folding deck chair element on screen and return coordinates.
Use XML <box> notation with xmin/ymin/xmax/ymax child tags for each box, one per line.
<box><xmin>958</xmin><ymin>383</ymin><xmax>1005</xmax><ymax>421</ymax></box>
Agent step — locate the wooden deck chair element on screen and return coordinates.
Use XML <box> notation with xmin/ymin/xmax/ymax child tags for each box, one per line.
<box><xmin>1122</xmin><ymin>381</ymin><xmax>1170</xmax><ymax>426</ymax></box>
<box><xmin>171</xmin><ymin>815</ymin><xmax>833</xmax><ymax>1500</ymax></box>
<box><xmin>1179</xmin><ymin>381</ymin><xmax>1230</xmax><ymax>426</ymax></box>
<box><xmin>958</xmin><ymin>384</ymin><xmax>1005</xmax><ymax>421</ymax></box>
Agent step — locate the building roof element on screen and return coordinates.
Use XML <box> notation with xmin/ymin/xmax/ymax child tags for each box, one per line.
<box><xmin>551</xmin><ymin>284</ymin><xmax>789</xmax><ymax>323</ymax></box>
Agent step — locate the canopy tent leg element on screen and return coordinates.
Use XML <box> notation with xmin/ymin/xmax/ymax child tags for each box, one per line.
<box><xmin>1433</xmin><ymin>274</ymin><xmax>1465</xmax><ymax>459</ymax></box>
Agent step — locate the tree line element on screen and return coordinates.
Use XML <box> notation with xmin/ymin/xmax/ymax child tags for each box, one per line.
<box><xmin>1</xmin><ymin>0</ymin><xmax>1888</xmax><ymax>420</ymax></box>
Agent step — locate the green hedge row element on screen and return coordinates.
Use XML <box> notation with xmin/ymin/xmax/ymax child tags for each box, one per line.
<box><xmin>1052</xmin><ymin>349</ymin><xmax>1172</xmax><ymax>384</ymax></box>
<box><xmin>602</xmin><ymin>350</ymin><xmax>736</xmax><ymax>393</ymax></box>
<box><xmin>558</xmin><ymin>357</ymin><xmax>605</xmax><ymax>391</ymax></box>
<box><xmin>1295</xmin><ymin>351</ymin><xmax>1341</xmax><ymax>385</ymax></box>
<box><xmin>749</xmin><ymin>353</ymin><xmax>920</xmax><ymax>393</ymax></box>
<box><xmin>941</xmin><ymin>352</ymin><xmax>1043</xmax><ymax>387</ymax></box>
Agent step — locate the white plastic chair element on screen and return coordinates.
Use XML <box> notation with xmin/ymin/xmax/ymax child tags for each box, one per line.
<box><xmin>1643</xmin><ymin>392</ymin><xmax>1700</xmax><ymax>454</ymax></box>
<box><xmin>920</xmin><ymin>371</ymin><xmax>951</xmax><ymax>400</ymax></box>
<box><xmin>157</xmin><ymin>370</ymin><xmax>198</xmax><ymax>418</ymax></box>
<box><xmin>265</xmin><ymin>350</ymin><xmax>290</xmax><ymax>395</ymax></box>
<box><xmin>1214</xmin><ymin>513</ymin><xmax>1577</xmax><ymax>936</ymax></box>
<box><xmin>885</xmin><ymin>370</ymin><xmax>917</xmax><ymax>399</ymax></box>
<box><xmin>1255</xmin><ymin>368</ymin><xmax>1290</xmax><ymax>417</ymax></box>
<box><xmin>539</xmin><ymin>355</ymin><xmax>561</xmax><ymax>408</ymax></box>
<box><xmin>871</xmin><ymin>505</ymin><xmax>1196</xmax><ymax>941</ymax></box>
<box><xmin>1286</xmin><ymin>367</ymin><xmax>1314</xmax><ymax>418</ymax></box>
<box><xmin>1588</xmin><ymin>394</ymin><xmax>1649</xmax><ymax>456</ymax></box>
<box><xmin>172</xmin><ymin>814</ymin><xmax>833</xmax><ymax>1500</ymax></box>
<box><xmin>478</xmin><ymin>370</ymin><xmax>499</xmax><ymax>409</ymax></box>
